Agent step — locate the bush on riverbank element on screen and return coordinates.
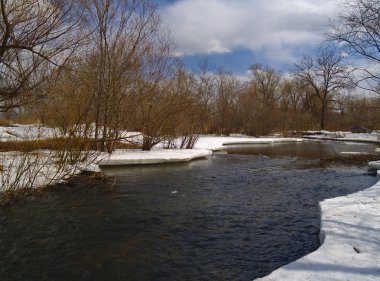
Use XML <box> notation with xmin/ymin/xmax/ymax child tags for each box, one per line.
<box><xmin>0</xmin><ymin>138</ymin><xmax>140</xmax><ymax>153</ymax></box>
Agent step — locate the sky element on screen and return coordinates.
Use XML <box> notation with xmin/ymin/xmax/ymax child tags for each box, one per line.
<box><xmin>155</xmin><ymin>0</ymin><xmax>341</xmax><ymax>76</ymax></box>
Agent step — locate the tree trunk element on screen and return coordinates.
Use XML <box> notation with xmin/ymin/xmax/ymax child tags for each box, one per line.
<box><xmin>142</xmin><ymin>138</ymin><xmax>152</xmax><ymax>151</ymax></box>
<box><xmin>320</xmin><ymin>99</ymin><xmax>327</xmax><ymax>130</ymax></box>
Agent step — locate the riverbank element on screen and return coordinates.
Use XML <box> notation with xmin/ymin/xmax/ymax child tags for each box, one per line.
<box><xmin>303</xmin><ymin>131</ymin><xmax>380</xmax><ymax>144</ymax></box>
<box><xmin>194</xmin><ymin>135</ymin><xmax>303</xmax><ymax>151</ymax></box>
<box><xmin>97</xmin><ymin>136</ymin><xmax>303</xmax><ymax>166</ymax></box>
<box><xmin>97</xmin><ymin>149</ymin><xmax>212</xmax><ymax>165</ymax></box>
<box><xmin>256</xmin><ymin>178</ymin><xmax>380</xmax><ymax>281</ymax></box>
<box><xmin>0</xmin><ymin>133</ymin><xmax>302</xmax><ymax>192</ymax></box>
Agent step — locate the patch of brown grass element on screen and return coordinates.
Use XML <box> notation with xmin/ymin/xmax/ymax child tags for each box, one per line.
<box><xmin>0</xmin><ymin>118</ymin><xmax>15</xmax><ymax>127</ymax></box>
<box><xmin>0</xmin><ymin>138</ymin><xmax>70</xmax><ymax>152</ymax></box>
<box><xmin>112</xmin><ymin>142</ymin><xmax>141</xmax><ymax>150</ymax></box>
<box><xmin>0</xmin><ymin>138</ymin><xmax>141</xmax><ymax>152</ymax></box>
<box><xmin>0</xmin><ymin>116</ymin><xmax>41</xmax><ymax>126</ymax></box>
<box><xmin>12</xmin><ymin>115</ymin><xmax>41</xmax><ymax>125</ymax></box>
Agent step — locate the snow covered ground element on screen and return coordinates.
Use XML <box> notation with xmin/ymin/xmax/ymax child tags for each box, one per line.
<box><xmin>304</xmin><ymin>131</ymin><xmax>380</xmax><ymax>144</ymax></box>
<box><xmin>194</xmin><ymin>135</ymin><xmax>303</xmax><ymax>151</ymax></box>
<box><xmin>0</xmin><ymin>124</ymin><xmax>57</xmax><ymax>141</ymax></box>
<box><xmin>256</xmin><ymin>180</ymin><xmax>380</xmax><ymax>281</ymax></box>
<box><xmin>0</xmin><ymin>124</ymin><xmax>143</xmax><ymax>143</ymax></box>
<box><xmin>97</xmin><ymin>149</ymin><xmax>212</xmax><ymax>165</ymax></box>
<box><xmin>96</xmin><ymin>136</ymin><xmax>303</xmax><ymax>166</ymax></box>
<box><xmin>368</xmin><ymin>161</ymin><xmax>380</xmax><ymax>170</ymax></box>
<box><xmin>0</xmin><ymin>151</ymin><xmax>76</xmax><ymax>192</ymax></box>
<box><xmin>97</xmin><ymin>136</ymin><xmax>301</xmax><ymax>165</ymax></box>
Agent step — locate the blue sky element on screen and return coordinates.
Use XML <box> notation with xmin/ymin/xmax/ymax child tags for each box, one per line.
<box><xmin>155</xmin><ymin>0</ymin><xmax>340</xmax><ymax>77</ymax></box>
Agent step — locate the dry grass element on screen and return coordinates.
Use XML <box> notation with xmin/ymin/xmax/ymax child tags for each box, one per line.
<box><xmin>0</xmin><ymin>138</ymin><xmax>141</xmax><ymax>152</ymax></box>
<box><xmin>0</xmin><ymin>188</ymin><xmax>36</xmax><ymax>206</ymax></box>
<box><xmin>0</xmin><ymin>116</ymin><xmax>41</xmax><ymax>126</ymax></box>
<box><xmin>12</xmin><ymin>115</ymin><xmax>41</xmax><ymax>125</ymax></box>
<box><xmin>0</xmin><ymin>118</ymin><xmax>15</xmax><ymax>127</ymax></box>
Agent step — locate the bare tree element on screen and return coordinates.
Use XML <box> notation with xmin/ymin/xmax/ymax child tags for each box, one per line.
<box><xmin>0</xmin><ymin>0</ymin><xmax>84</xmax><ymax>111</ymax></box>
<box><xmin>281</xmin><ymin>79</ymin><xmax>304</xmax><ymax>112</ymax></box>
<box><xmin>293</xmin><ymin>49</ymin><xmax>352</xmax><ymax>130</ymax></box>
<box><xmin>330</xmin><ymin>0</ymin><xmax>380</xmax><ymax>93</ymax></box>
<box><xmin>249</xmin><ymin>64</ymin><xmax>281</xmax><ymax>107</ymax></box>
<box><xmin>133</xmin><ymin>80</ymin><xmax>182</xmax><ymax>151</ymax></box>
<box><xmin>213</xmin><ymin>69</ymin><xmax>240</xmax><ymax>135</ymax></box>
<box><xmin>192</xmin><ymin>61</ymin><xmax>217</xmax><ymax>133</ymax></box>
<box><xmin>161</xmin><ymin>67</ymin><xmax>202</xmax><ymax>149</ymax></box>
<box><xmin>80</xmin><ymin>0</ymin><xmax>173</xmax><ymax>152</ymax></box>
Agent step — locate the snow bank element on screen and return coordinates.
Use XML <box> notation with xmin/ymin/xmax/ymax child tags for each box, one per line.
<box><xmin>340</xmin><ymin>152</ymin><xmax>370</xmax><ymax>155</ymax></box>
<box><xmin>0</xmin><ymin>124</ymin><xmax>143</xmax><ymax>144</ymax></box>
<box><xmin>256</xmin><ymin>181</ymin><xmax>380</xmax><ymax>281</ymax></box>
<box><xmin>0</xmin><ymin>151</ymin><xmax>101</xmax><ymax>192</ymax></box>
<box><xmin>194</xmin><ymin>136</ymin><xmax>303</xmax><ymax>151</ymax></box>
<box><xmin>0</xmin><ymin>152</ymin><xmax>74</xmax><ymax>192</ymax></box>
<box><xmin>0</xmin><ymin>131</ymin><xmax>304</xmax><ymax>192</ymax></box>
<box><xmin>304</xmin><ymin>131</ymin><xmax>380</xmax><ymax>144</ymax></box>
<box><xmin>97</xmin><ymin>149</ymin><xmax>212</xmax><ymax>166</ymax></box>
<box><xmin>97</xmin><ymin>136</ymin><xmax>301</xmax><ymax>166</ymax></box>
<box><xmin>0</xmin><ymin>124</ymin><xmax>58</xmax><ymax>141</ymax></box>
<box><xmin>368</xmin><ymin>161</ymin><xmax>380</xmax><ymax>170</ymax></box>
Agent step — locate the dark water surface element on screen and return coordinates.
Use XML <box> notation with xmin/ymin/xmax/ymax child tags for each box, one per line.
<box><xmin>0</xmin><ymin>141</ymin><xmax>377</xmax><ymax>281</ymax></box>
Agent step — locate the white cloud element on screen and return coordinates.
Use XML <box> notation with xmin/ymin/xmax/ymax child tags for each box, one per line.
<box><xmin>160</xmin><ymin>0</ymin><xmax>339</xmax><ymax>62</ymax></box>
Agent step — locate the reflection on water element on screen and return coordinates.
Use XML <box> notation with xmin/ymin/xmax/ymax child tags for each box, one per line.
<box><xmin>0</xmin><ymin>141</ymin><xmax>377</xmax><ymax>281</ymax></box>
<box><xmin>226</xmin><ymin>140</ymin><xmax>377</xmax><ymax>159</ymax></box>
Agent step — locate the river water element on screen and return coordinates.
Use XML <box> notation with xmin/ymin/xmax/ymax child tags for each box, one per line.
<box><xmin>0</xmin><ymin>141</ymin><xmax>377</xmax><ymax>281</ymax></box>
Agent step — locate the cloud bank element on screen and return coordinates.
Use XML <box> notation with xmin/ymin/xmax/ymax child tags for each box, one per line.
<box><xmin>160</xmin><ymin>0</ymin><xmax>339</xmax><ymax>63</ymax></box>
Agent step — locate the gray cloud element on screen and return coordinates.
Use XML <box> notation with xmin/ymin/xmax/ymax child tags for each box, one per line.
<box><xmin>160</xmin><ymin>0</ymin><xmax>339</xmax><ymax>63</ymax></box>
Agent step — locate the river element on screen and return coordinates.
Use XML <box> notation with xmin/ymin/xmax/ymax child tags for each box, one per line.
<box><xmin>0</xmin><ymin>141</ymin><xmax>377</xmax><ymax>281</ymax></box>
